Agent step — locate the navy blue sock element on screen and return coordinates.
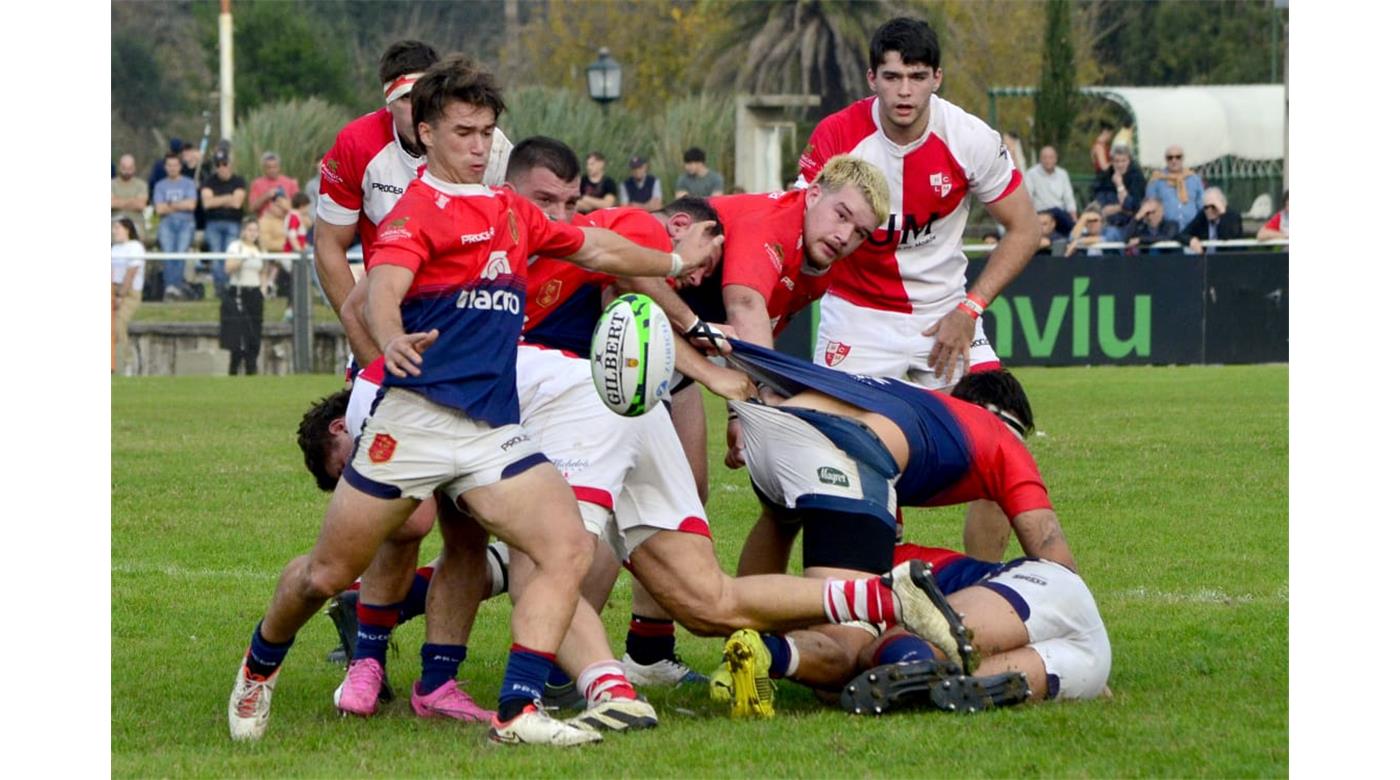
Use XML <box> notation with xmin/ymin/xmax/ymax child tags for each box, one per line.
<box><xmin>246</xmin><ymin>621</ymin><xmax>294</xmax><ymax>678</ymax></box>
<box><xmin>625</xmin><ymin>614</ymin><xmax>677</xmax><ymax>665</ymax></box>
<box><xmin>398</xmin><ymin>568</ymin><xmax>433</xmax><ymax>624</ymax></box>
<box><xmin>498</xmin><ymin>644</ymin><xmax>555</xmax><ymax>720</ymax></box>
<box><xmin>874</xmin><ymin>633</ymin><xmax>936</xmax><ymax>665</ymax></box>
<box><xmin>761</xmin><ymin>634</ymin><xmax>792</xmax><ymax>679</ymax></box>
<box><xmin>419</xmin><ymin>643</ymin><xmax>467</xmax><ymax>694</ymax></box>
<box><xmin>546</xmin><ymin>663</ymin><xmax>573</xmax><ymax>688</ymax></box>
<box><xmin>353</xmin><ymin>601</ymin><xmax>399</xmax><ymax>665</ymax></box>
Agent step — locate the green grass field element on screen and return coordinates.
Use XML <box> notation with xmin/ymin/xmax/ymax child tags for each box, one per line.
<box><xmin>111</xmin><ymin>364</ymin><xmax>1287</xmax><ymax>777</ymax></box>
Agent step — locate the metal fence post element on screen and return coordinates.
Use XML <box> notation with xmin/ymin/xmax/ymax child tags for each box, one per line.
<box><xmin>292</xmin><ymin>252</ymin><xmax>313</xmax><ymax>373</ymax></box>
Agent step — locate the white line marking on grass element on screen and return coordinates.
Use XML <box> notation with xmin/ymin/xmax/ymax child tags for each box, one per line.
<box><xmin>112</xmin><ymin>562</ymin><xmax>276</xmax><ymax>581</ymax></box>
<box><xmin>1110</xmin><ymin>586</ymin><xmax>1288</xmax><ymax>605</ymax></box>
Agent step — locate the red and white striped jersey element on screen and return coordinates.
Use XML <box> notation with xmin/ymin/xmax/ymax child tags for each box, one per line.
<box><xmin>317</xmin><ymin>108</ymin><xmax>512</xmax><ymax>264</ymax></box>
<box><xmin>796</xmin><ymin>95</ymin><xmax>1020</xmax><ymax>315</ymax></box>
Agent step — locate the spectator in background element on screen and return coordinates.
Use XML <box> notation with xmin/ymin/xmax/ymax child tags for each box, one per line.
<box><xmin>1064</xmin><ymin>207</ymin><xmax>1105</xmax><ymax>257</ymax></box>
<box><xmin>619</xmin><ymin>155</ymin><xmax>663</xmax><ymax>210</ymax></box>
<box><xmin>1024</xmin><ymin>145</ymin><xmax>1077</xmax><ymax>235</ymax></box>
<box><xmin>1124</xmin><ymin>196</ymin><xmax>1179</xmax><ymax>254</ymax></box>
<box><xmin>111</xmin><ymin>154</ymin><xmax>149</xmax><ymax>242</ymax></box>
<box><xmin>181</xmin><ymin>143</ymin><xmax>207</xmax><ymax>233</ymax></box>
<box><xmin>220</xmin><ymin>218</ymin><xmax>275</xmax><ymax>376</ymax></box>
<box><xmin>577</xmin><ymin>151</ymin><xmax>617</xmax><ymax>214</ymax></box>
<box><xmin>675</xmin><ymin>147</ymin><xmax>724</xmax><ymax>198</ymax></box>
<box><xmin>1092</xmin><ymin>146</ymin><xmax>1146</xmax><ymax>242</ymax></box>
<box><xmin>1090</xmin><ymin>122</ymin><xmax>1112</xmax><ymax>174</ymax></box>
<box><xmin>249</xmin><ymin>152</ymin><xmax>300</xmax><ymax>218</ymax></box>
<box><xmin>153</xmin><ymin>152</ymin><xmax>199</xmax><ymax>300</ymax></box>
<box><xmin>1256</xmin><ymin>190</ymin><xmax>1289</xmax><ymax>241</ymax></box>
<box><xmin>275</xmin><ymin>192</ymin><xmax>313</xmax><ymax>303</ymax></box>
<box><xmin>148</xmin><ymin>138</ymin><xmax>187</xmax><ymax>190</ymax></box>
<box><xmin>1145</xmin><ymin>145</ymin><xmax>1204</xmax><ymax>230</ymax></box>
<box><xmin>1002</xmin><ymin>131</ymin><xmax>1027</xmax><ymax>172</ymax></box>
<box><xmin>1177</xmin><ymin>187</ymin><xmax>1242</xmax><ymax>254</ymax></box>
<box><xmin>201</xmin><ymin>148</ymin><xmax>247</xmax><ymax>296</ymax></box>
<box><xmin>111</xmin><ymin>217</ymin><xmax>145</xmax><ymax>375</ymax></box>
<box><xmin>1034</xmin><ymin>210</ymin><xmax>1067</xmax><ymax>256</ymax></box>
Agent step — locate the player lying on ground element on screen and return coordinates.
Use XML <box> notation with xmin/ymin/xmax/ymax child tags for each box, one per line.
<box><xmin>704</xmin><ymin>341</ymin><xmax>1078</xmax><ymax>715</ymax></box>
<box><xmin>714</xmin><ymin>542</ymin><xmax>1110</xmax><ymax>717</ymax></box>
<box><xmin>227</xmin><ymin>56</ymin><xmax>721</xmax><ymax>747</ymax></box>
<box><xmin>302</xmin><ymin>340</ymin><xmax>979</xmax><ymax>724</ymax></box>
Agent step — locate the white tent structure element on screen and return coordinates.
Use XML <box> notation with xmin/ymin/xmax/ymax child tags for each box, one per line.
<box><xmin>1083</xmin><ymin>85</ymin><xmax>1285</xmax><ymax>168</ymax></box>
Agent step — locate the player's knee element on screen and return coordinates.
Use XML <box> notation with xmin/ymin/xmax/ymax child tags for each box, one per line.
<box><xmin>534</xmin><ymin>526</ymin><xmax>594</xmax><ymax>583</ymax></box>
<box><xmin>299</xmin><ymin>559</ymin><xmax>356</xmax><ymax>603</ymax></box>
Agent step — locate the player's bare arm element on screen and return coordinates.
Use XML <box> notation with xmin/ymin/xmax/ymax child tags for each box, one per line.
<box><xmin>365</xmin><ymin>264</ymin><xmax>436</xmax><ymax>378</ymax></box>
<box><xmin>571</xmin><ymin>224</ymin><xmax>721</xmax><ymax>278</ymax></box>
<box><xmin>1009</xmin><ymin>508</ymin><xmax>1076</xmax><ymax>572</ymax></box>
<box><xmin>924</xmin><ymin>184</ymin><xmax>1038</xmax><ymax>382</ymax></box>
<box><xmin>315</xmin><ymin>220</ymin><xmax>361</xmax><ymax>316</ymax></box>
<box><xmin>721</xmin><ymin>284</ymin><xmax>775</xmax><ymax>349</ymax></box>
<box><xmin>339</xmin><ymin>278</ymin><xmax>382</xmax><ymax>366</ymax></box>
<box><xmin>673</xmin><ymin>335</ymin><xmax>755</xmax><ymax>401</ymax></box>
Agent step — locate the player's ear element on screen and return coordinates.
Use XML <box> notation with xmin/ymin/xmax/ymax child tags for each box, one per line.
<box><xmin>805</xmin><ymin>184</ymin><xmax>822</xmax><ymax>207</ymax></box>
<box><xmin>668</xmin><ymin>211</ymin><xmax>692</xmax><ymax>236</ymax></box>
<box><xmin>932</xmin><ymin>67</ymin><xmax>944</xmax><ymax>92</ymax></box>
<box><xmin>329</xmin><ymin>417</ymin><xmax>347</xmax><ymax>435</ymax></box>
<box><xmin>866</xmin><ymin>68</ymin><xmax>877</xmax><ymax>92</ymax></box>
<box><xmin>500</xmin><ymin>181</ymin><xmax>517</xmax><ymax>194</ymax></box>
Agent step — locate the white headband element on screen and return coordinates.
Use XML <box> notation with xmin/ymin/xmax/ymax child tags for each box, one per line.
<box><xmin>383</xmin><ymin>72</ymin><xmax>425</xmax><ymax>104</ymax></box>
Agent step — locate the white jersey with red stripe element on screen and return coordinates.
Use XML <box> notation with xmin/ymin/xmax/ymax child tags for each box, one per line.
<box><xmin>317</xmin><ymin>107</ymin><xmax>513</xmax><ymax>263</ymax></box>
<box><xmin>796</xmin><ymin>95</ymin><xmax>1020</xmax><ymax>318</ymax></box>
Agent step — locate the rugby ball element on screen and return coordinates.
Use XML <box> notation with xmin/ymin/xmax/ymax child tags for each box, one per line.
<box><xmin>590</xmin><ymin>293</ymin><xmax>675</xmax><ymax>416</ymax></box>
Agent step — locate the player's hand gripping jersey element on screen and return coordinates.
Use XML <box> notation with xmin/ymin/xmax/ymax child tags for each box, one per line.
<box><xmin>367</xmin><ymin>175</ymin><xmax>583</xmax><ymax>425</ymax></box>
<box><xmin>523</xmin><ymin>207</ymin><xmax>671</xmax><ymax>356</ymax></box>
<box><xmin>317</xmin><ymin>108</ymin><xmax>512</xmax><ymax>263</ymax></box>
<box><xmin>796</xmin><ymin>95</ymin><xmax>1020</xmax><ymax>317</ymax></box>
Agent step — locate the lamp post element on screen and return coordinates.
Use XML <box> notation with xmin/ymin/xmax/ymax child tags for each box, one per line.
<box><xmin>586</xmin><ymin>47</ymin><xmax>622</xmax><ymax>116</ymax></box>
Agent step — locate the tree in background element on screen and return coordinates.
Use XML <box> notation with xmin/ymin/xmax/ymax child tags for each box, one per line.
<box><xmin>1089</xmin><ymin>0</ymin><xmax>1281</xmax><ymax>86</ymax></box>
<box><xmin>1034</xmin><ymin>0</ymin><xmax>1078</xmax><ymax>154</ymax></box>
<box><xmin>701</xmin><ymin>0</ymin><xmax>891</xmax><ymax>116</ymax></box>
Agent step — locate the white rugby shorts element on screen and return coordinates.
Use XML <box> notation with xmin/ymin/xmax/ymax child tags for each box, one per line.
<box><xmin>516</xmin><ymin>346</ymin><xmax>710</xmax><ymax>561</ymax></box>
<box><xmin>814</xmin><ymin>295</ymin><xmax>999</xmax><ymax>390</ymax></box>
<box><xmin>978</xmin><ymin>559</ymin><xmax>1111</xmax><ymax>700</ymax></box>
<box><xmin>732</xmin><ymin>401</ymin><xmax>899</xmax><ymax>528</ymax></box>
<box><xmin>344</xmin><ymin>387</ymin><xmax>546</xmax><ymax>502</ymax></box>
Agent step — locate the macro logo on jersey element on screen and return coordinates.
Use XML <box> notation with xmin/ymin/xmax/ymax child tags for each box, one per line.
<box><xmin>368</xmin><ymin>433</ymin><xmax>397</xmax><ymax>463</ymax></box>
<box><xmin>824</xmin><ymin>341</ymin><xmax>851</xmax><ymax>367</ymax></box>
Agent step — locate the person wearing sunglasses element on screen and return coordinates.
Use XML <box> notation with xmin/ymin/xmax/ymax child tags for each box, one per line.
<box><xmin>1145</xmin><ymin>145</ymin><xmax>1204</xmax><ymax>229</ymax></box>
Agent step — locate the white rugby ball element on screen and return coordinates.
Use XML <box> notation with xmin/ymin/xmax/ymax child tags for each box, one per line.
<box><xmin>590</xmin><ymin>293</ymin><xmax>675</xmax><ymax>416</ymax></box>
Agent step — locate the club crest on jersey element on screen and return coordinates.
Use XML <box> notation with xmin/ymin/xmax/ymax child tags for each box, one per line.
<box><xmin>929</xmin><ymin>173</ymin><xmax>953</xmax><ymax>198</ymax></box>
<box><xmin>507</xmin><ymin>209</ymin><xmax>520</xmax><ymax>243</ymax></box>
<box><xmin>321</xmin><ymin>158</ymin><xmax>342</xmax><ymax>185</ymax></box>
<box><xmin>379</xmin><ymin>217</ymin><xmax>412</xmax><ymax>242</ymax></box>
<box><xmin>824</xmin><ymin>341</ymin><xmax>851</xmax><ymax>367</ymax></box>
<box><xmin>537</xmin><ymin>279</ymin><xmax>563</xmax><ymax>307</ymax></box>
<box><xmin>435</xmin><ymin>193</ymin><xmax>449</xmax><ymax>209</ymax></box>
<box><xmin>368</xmin><ymin>433</ymin><xmax>397</xmax><ymax>464</ymax></box>
<box><xmin>764</xmin><ymin>242</ymin><xmax>785</xmax><ymax>271</ymax></box>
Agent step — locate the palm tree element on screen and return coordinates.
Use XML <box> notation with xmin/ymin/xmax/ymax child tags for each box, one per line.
<box><xmin>703</xmin><ymin>0</ymin><xmax>894</xmax><ymax>115</ymax></box>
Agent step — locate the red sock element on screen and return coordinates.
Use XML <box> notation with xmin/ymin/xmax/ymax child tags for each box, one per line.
<box><xmin>579</xmin><ymin>661</ymin><xmax>637</xmax><ymax>705</ymax></box>
<box><xmin>823</xmin><ymin>578</ymin><xmax>899</xmax><ymax>626</ymax></box>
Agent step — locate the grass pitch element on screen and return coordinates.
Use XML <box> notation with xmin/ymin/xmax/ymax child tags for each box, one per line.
<box><xmin>112</xmin><ymin>364</ymin><xmax>1287</xmax><ymax>777</ymax></box>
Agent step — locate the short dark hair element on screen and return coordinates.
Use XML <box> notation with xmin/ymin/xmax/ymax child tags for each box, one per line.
<box><xmin>378</xmin><ymin>40</ymin><xmax>440</xmax><ymax>85</ymax></box>
<box><xmin>587</xmin><ymin>151</ymin><xmax>607</xmax><ymax>163</ymax></box>
<box><xmin>291</xmin><ymin>192</ymin><xmax>311</xmax><ymax>209</ymax></box>
<box><xmin>869</xmin><ymin>17</ymin><xmax>940</xmax><ymax>72</ymax></box>
<box><xmin>164</xmin><ymin>151</ymin><xmax>181</xmax><ymax>163</ymax></box>
<box><xmin>950</xmin><ymin>368</ymin><xmax>1034</xmax><ymax>438</ymax></box>
<box><xmin>297</xmin><ymin>389</ymin><xmax>351</xmax><ymax>492</ymax></box>
<box><xmin>682</xmin><ymin>147</ymin><xmax>706</xmax><ymax>164</ymax></box>
<box><xmin>410</xmin><ymin>54</ymin><xmax>506</xmax><ymax>146</ymax></box>
<box><xmin>655</xmin><ymin>196</ymin><xmax>723</xmax><ymax>237</ymax></box>
<box><xmin>506</xmin><ymin>136</ymin><xmax>581</xmax><ymax>184</ymax></box>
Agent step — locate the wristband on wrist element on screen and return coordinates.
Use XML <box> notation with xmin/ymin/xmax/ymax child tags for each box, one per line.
<box><xmin>668</xmin><ymin>252</ymin><xmax>684</xmax><ymax>278</ymax></box>
<box><xmin>966</xmin><ymin>291</ymin><xmax>989</xmax><ymax>310</ymax></box>
<box><xmin>956</xmin><ymin>301</ymin><xmax>980</xmax><ymax>320</ymax></box>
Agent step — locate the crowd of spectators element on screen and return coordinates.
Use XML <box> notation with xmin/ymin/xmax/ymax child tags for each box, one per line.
<box><xmin>110</xmin><ymin>140</ymin><xmax>319</xmax><ymax>304</ymax></box>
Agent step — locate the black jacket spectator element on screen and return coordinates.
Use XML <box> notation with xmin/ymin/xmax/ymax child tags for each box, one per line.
<box><xmin>1176</xmin><ymin>208</ymin><xmax>1242</xmax><ymax>245</ymax></box>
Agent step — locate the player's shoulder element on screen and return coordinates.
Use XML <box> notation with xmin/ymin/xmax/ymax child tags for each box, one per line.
<box><xmin>331</xmin><ymin>109</ymin><xmax>395</xmax><ymax>154</ymax></box>
<box><xmin>812</xmin><ymin>97</ymin><xmax>879</xmax><ymax>141</ymax></box>
<box><xmin>932</xmin><ymin>95</ymin><xmax>1000</xmax><ymax>145</ymax></box>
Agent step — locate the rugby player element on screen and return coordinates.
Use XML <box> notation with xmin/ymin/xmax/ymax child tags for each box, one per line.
<box><xmin>720</xmin><ymin>542</ymin><xmax>1110</xmax><ymax>716</ymax></box>
<box><xmin>703</xmin><ymin>341</ymin><xmax>1076</xmax><ymax>715</ymax></box>
<box><xmin>315</xmin><ymin>40</ymin><xmax>512</xmax><ymax>357</ymax></box>
<box><xmin>794</xmin><ymin>17</ymin><xmax>1041</xmax><ymax>561</ymax></box>
<box><xmin>227</xmin><ymin>56</ymin><xmax>721</xmax><ymax>746</ymax></box>
<box><xmin>669</xmin><ymin>156</ymin><xmax>892</xmax><ymax>501</ymax></box>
